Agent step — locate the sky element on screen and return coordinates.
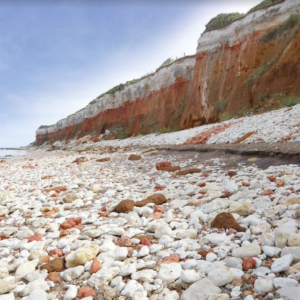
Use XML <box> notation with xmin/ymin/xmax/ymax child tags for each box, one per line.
<box><xmin>0</xmin><ymin>0</ymin><xmax>262</xmax><ymax>147</ymax></box>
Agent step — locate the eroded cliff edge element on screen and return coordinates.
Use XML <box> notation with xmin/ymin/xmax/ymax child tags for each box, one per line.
<box><xmin>36</xmin><ymin>0</ymin><xmax>300</xmax><ymax>145</ymax></box>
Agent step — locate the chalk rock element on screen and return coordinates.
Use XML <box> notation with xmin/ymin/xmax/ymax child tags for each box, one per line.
<box><xmin>207</xmin><ymin>263</ymin><xmax>234</xmax><ymax>287</ymax></box>
<box><xmin>64</xmin><ymin>285</ymin><xmax>77</xmax><ymax>300</ymax></box>
<box><xmin>229</xmin><ymin>202</ymin><xmax>254</xmax><ymax>216</ymax></box>
<box><xmin>121</xmin><ymin>280</ymin><xmax>143</xmax><ymax>298</ymax></box>
<box><xmin>281</xmin><ymin>247</ymin><xmax>300</xmax><ymax>263</ymax></box>
<box><xmin>66</xmin><ymin>244</ymin><xmax>100</xmax><ymax>268</ymax></box>
<box><xmin>0</xmin><ymin>280</ymin><xmax>16</xmax><ymax>295</ymax></box>
<box><xmin>254</xmin><ymin>279</ymin><xmax>273</xmax><ymax>293</ymax></box>
<box><xmin>26</xmin><ymin>289</ymin><xmax>47</xmax><ymax>300</ymax></box>
<box><xmin>157</xmin><ymin>263</ymin><xmax>182</xmax><ymax>283</ymax></box>
<box><xmin>288</xmin><ymin>233</ymin><xmax>300</xmax><ymax>247</ymax></box>
<box><xmin>275</xmin><ymin>287</ymin><xmax>300</xmax><ymax>300</ymax></box>
<box><xmin>271</xmin><ymin>254</ymin><xmax>293</xmax><ymax>272</ymax></box>
<box><xmin>15</xmin><ymin>259</ymin><xmax>39</xmax><ymax>278</ymax></box>
<box><xmin>63</xmin><ymin>266</ymin><xmax>84</xmax><ymax>281</ymax></box>
<box><xmin>181</xmin><ymin>278</ymin><xmax>221</xmax><ymax>300</ymax></box>
<box><xmin>232</xmin><ymin>244</ymin><xmax>261</xmax><ymax>258</ymax></box>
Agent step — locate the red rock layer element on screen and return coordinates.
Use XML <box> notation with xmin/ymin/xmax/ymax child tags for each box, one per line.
<box><xmin>36</xmin><ymin>78</ymin><xmax>192</xmax><ymax>145</ymax></box>
<box><xmin>36</xmin><ymin>22</ymin><xmax>300</xmax><ymax>145</ymax></box>
<box><xmin>180</xmin><ymin>26</ymin><xmax>300</xmax><ymax>129</ymax></box>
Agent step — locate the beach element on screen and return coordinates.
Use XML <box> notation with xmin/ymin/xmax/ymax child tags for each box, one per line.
<box><xmin>0</xmin><ymin>136</ymin><xmax>300</xmax><ymax>299</ymax></box>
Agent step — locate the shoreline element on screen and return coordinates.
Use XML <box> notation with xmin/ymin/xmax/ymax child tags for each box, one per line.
<box><xmin>1</xmin><ymin>144</ymin><xmax>300</xmax><ymax>299</ymax></box>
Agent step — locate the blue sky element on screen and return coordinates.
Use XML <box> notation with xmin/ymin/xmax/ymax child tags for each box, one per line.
<box><xmin>0</xmin><ymin>0</ymin><xmax>261</xmax><ymax>147</ymax></box>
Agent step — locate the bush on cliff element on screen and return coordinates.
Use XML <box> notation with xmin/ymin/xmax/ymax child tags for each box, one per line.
<box><xmin>248</xmin><ymin>0</ymin><xmax>283</xmax><ymax>14</ymax></box>
<box><xmin>214</xmin><ymin>98</ymin><xmax>228</xmax><ymax>116</ymax></box>
<box><xmin>204</xmin><ymin>13</ymin><xmax>245</xmax><ymax>33</ymax></box>
<box><xmin>260</xmin><ymin>13</ymin><xmax>300</xmax><ymax>43</ymax></box>
<box><xmin>158</xmin><ymin>58</ymin><xmax>174</xmax><ymax>69</ymax></box>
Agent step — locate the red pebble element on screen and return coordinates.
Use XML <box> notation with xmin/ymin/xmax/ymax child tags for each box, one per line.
<box><xmin>140</xmin><ymin>238</ymin><xmax>151</xmax><ymax>247</ymax></box>
<box><xmin>77</xmin><ymin>286</ymin><xmax>96</xmax><ymax>299</ymax></box>
<box><xmin>49</xmin><ymin>249</ymin><xmax>63</xmax><ymax>257</ymax></box>
<box><xmin>156</xmin><ymin>161</ymin><xmax>172</xmax><ymax>171</ymax></box>
<box><xmin>242</xmin><ymin>257</ymin><xmax>256</xmax><ymax>271</ymax></box>
<box><xmin>60</xmin><ymin>217</ymin><xmax>82</xmax><ymax>230</ymax></box>
<box><xmin>27</xmin><ymin>234</ymin><xmax>42</xmax><ymax>242</ymax></box>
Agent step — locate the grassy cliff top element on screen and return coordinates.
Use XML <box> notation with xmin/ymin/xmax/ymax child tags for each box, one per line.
<box><xmin>204</xmin><ymin>0</ymin><xmax>284</xmax><ymax>33</ymax></box>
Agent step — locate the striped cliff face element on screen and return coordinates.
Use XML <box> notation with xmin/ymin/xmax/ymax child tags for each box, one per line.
<box><xmin>180</xmin><ymin>0</ymin><xmax>300</xmax><ymax>129</ymax></box>
<box><xmin>36</xmin><ymin>56</ymin><xmax>195</xmax><ymax>145</ymax></box>
<box><xmin>36</xmin><ymin>0</ymin><xmax>300</xmax><ymax>145</ymax></box>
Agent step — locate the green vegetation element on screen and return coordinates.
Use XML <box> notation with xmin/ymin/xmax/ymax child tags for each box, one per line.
<box><xmin>158</xmin><ymin>58</ymin><xmax>174</xmax><ymax>69</ymax></box>
<box><xmin>279</xmin><ymin>96</ymin><xmax>300</xmax><ymax>107</ymax></box>
<box><xmin>269</xmin><ymin>7</ymin><xmax>280</xmax><ymax>14</ymax></box>
<box><xmin>214</xmin><ymin>98</ymin><xmax>228</xmax><ymax>116</ymax></box>
<box><xmin>89</xmin><ymin>58</ymin><xmax>179</xmax><ymax>104</ymax></box>
<box><xmin>158</xmin><ymin>125</ymin><xmax>180</xmax><ymax>134</ymax></box>
<box><xmin>204</xmin><ymin>13</ymin><xmax>245</xmax><ymax>33</ymax></box>
<box><xmin>248</xmin><ymin>0</ymin><xmax>283</xmax><ymax>14</ymax></box>
<box><xmin>260</xmin><ymin>13</ymin><xmax>300</xmax><ymax>43</ymax></box>
<box><xmin>220</xmin><ymin>112</ymin><xmax>234</xmax><ymax>122</ymax></box>
<box><xmin>203</xmin><ymin>0</ymin><xmax>285</xmax><ymax>35</ymax></box>
<box><xmin>246</xmin><ymin>56</ymin><xmax>279</xmax><ymax>87</ymax></box>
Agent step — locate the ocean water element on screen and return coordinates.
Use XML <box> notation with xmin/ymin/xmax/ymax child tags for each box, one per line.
<box><xmin>0</xmin><ymin>149</ymin><xmax>27</xmax><ymax>159</ymax></box>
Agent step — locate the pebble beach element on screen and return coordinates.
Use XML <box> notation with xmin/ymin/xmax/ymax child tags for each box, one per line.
<box><xmin>1</xmin><ymin>106</ymin><xmax>300</xmax><ymax>300</ymax></box>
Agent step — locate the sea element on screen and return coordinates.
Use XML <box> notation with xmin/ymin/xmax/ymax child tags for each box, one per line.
<box><xmin>0</xmin><ymin>149</ymin><xmax>27</xmax><ymax>159</ymax></box>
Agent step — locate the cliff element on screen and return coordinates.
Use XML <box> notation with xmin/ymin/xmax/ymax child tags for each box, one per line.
<box><xmin>36</xmin><ymin>0</ymin><xmax>300</xmax><ymax>145</ymax></box>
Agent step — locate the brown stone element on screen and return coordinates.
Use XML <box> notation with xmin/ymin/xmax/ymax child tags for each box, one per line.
<box><xmin>199</xmin><ymin>250</ymin><xmax>208</xmax><ymax>258</ymax></box>
<box><xmin>243</xmin><ymin>257</ymin><xmax>256</xmax><ymax>271</ymax></box>
<box><xmin>41</xmin><ymin>258</ymin><xmax>65</xmax><ymax>272</ymax></box>
<box><xmin>211</xmin><ymin>212</ymin><xmax>246</xmax><ymax>232</ymax></box>
<box><xmin>176</xmin><ymin>168</ymin><xmax>202</xmax><ymax>176</ymax></box>
<box><xmin>227</xmin><ymin>171</ymin><xmax>237</xmax><ymax>178</ymax></box>
<box><xmin>90</xmin><ymin>258</ymin><xmax>101</xmax><ymax>274</ymax></box>
<box><xmin>231</xmin><ymin>278</ymin><xmax>243</xmax><ymax>286</ymax></box>
<box><xmin>241</xmin><ymin>274</ymin><xmax>251</xmax><ymax>283</ymax></box>
<box><xmin>135</xmin><ymin>193</ymin><xmax>167</xmax><ymax>207</ymax></box>
<box><xmin>27</xmin><ymin>234</ymin><xmax>42</xmax><ymax>242</ymax></box>
<box><xmin>268</xmin><ymin>176</ymin><xmax>276</xmax><ymax>182</ymax></box>
<box><xmin>233</xmin><ymin>132</ymin><xmax>255</xmax><ymax>144</ymax></box>
<box><xmin>156</xmin><ymin>161</ymin><xmax>172</xmax><ymax>171</ymax></box>
<box><xmin>47</xmin><ymin>272</ymin><xmax>60</xmax><ymax>283</ymax></box>
<box><xmin>164</xmin><ymin>166</ymin><xmax>181</xmax><ymax>172</ymax></box>
<box><xmin>115</xmin><ymin>200</ymin><xmax>135</xmax><ymax>213</ymax></box>
<box><xmin>128</xmin><ymin>154</ymin><xmax>142</xmax><ymax>161</ymax></box>
<box><xmin>96</xmin><ymin>157</ymin><xmax>111</xmax><ymax>162</ymax></box>
<box><xmin>72</xmin><ymin>156</ymin><xmax>88</xmax><ymax>163</ymax></box>
<box><xmin>60</xmin><ymin>217</ymin><xmax>82</xmax><ymax>230</ymax></box>
<box><xmin>77</xmin><ymin>286</ymin><xmax>96</xmax><ymax>299</ymax></box>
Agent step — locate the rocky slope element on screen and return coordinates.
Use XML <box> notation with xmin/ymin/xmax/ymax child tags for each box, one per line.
<box><xmin>36</xmin><ymin>0</ymin><xmax>300</xmax><ymax>145</ymax></box>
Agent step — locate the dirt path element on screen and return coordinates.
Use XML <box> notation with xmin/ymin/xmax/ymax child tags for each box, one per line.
<box><xmin>155</xmin><ymin>142</ymin><xmax>300</xmax><ymax>169</ymax></box>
